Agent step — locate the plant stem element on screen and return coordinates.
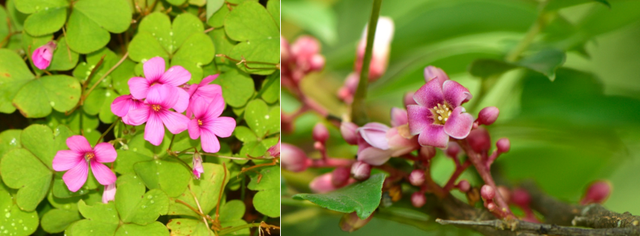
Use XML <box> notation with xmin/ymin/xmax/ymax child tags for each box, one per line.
<box><xmin>218</xmin><ymin>223</ymin><xmax>262</xmax><ymax>235</ymax></box>
<box><xmin>351</xmin><ymin>0</ymin><xmax>382</xmax><ymax>125</ymax></box>
<box><xmin>95</xmin><ymin>119</ymin><xmax>120</xmax><ymax>145</ymax></box>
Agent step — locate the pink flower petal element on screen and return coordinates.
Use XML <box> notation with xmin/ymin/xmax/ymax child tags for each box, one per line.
<box><xmin>204</xmin><ymin>94</ymin><xmax>225</xmax><ymax>119</ymax></box>
<box><xmin>66</xmin><ymin>135</ymin><xmax>92</xmax><ymax>153</ymax></box>
<box><xmin>407</xmin><ymin>105</ymin><xmax>433</xmax><ymax>136</ymax></box>
<box><xmin>52</xmin><ymin>150</ymin><xmax>83</xmax><ymax>171</ymax></box>
<box><xmin>144</xmin><ymin>57</ymin><xmax>166</xmax><ymax>81</ymax></box>
<box><xmin>201</xmin><ymin>74</ymin><xmax>219</xmax><ymax>85</ymax></box>
<box><xmin>160</xmin><ymin>65</ymin><xmax>191</xmax><ymax>86</ymax></box>
<box><xmin>111</xmin><ymin>95</ymin><xmax>133</xmax><ymax>117</ymax></box>
<box><xmin>413</xmin><ymin>78</ymin><xmax>444</xmax><ymax>109</ymax></box>
<box><xmin>195</xmin><ymin>84</ymin><xmax>223</xmax><ymax>100</ymax></box>
<box><xmin>418</xmin><ymin>124</ymin><xmax>448</xmax><ymax>149</ymax></box>
<box><xmin>200</xmin><ymin>129</ymin><xmax>221</xmax><ymax>153</ymax></box>
<box><xmin>192</xmin><ymin>154</ymin><xmax>204</xmax><ymax>179</ymax></box>
<box><xmin>145</xmin><ymin>113</ymin><xmax>165</xmax><ymax>146</ymax></box>
<box><xmin>145</xmin><ymin>84</ymin><xmax>168</xmax><ymax>105</ymax></box>
<box><xmin>90</xmin><ymin>161</ymin><xmax>116</xmax><ymax>185</ymax></box>
<box><xmin>62</xmin><ymin>161</ymin><xmax>89</xmax><ymax>192</ymax></box>
<box><xmin>32</xmin><ymin>48</ymin><xmax>50</xmax><ymax>70</ymax></box>
<box><xmin>358</xmin><ymin>122</ymin><xmax>390</xmax><ymax>150</ymax></box>
<box><xmin>188</xmin><ymin>119</ymin><xmax>201</xmax><ymax>139</ymax></box>
<box><xmin>102</xmin><ymin>183</ymin><xmax>116</xmax><ymax>203</ymax></box>
<box><xmin>158</xmin><ymin>110</ymin><xmax>189</xmax><ymax>134</ymax></box>
<box><xmin>208</xmin><ymin>117</ymin><xmax>236</xmax><ymax>138</ymax></box>
<box><xmin>128</xmin><ymin>77</ymin><xmax>150</xmax><ymax>99</ymax></box>
<box><xmin>358</xmin><ymin>147</ymin><xmax>392</xmax><ymax>166</ymax></box>
<box><xmin>126</xmin><ymin>106</ymin><xmax>150</xmax><ymax>126</ymax></box>
<box><xmin>443</xmin><ymin>107</ymin><xmax>474</xmax><ymax>139</ymax></box>
<box><xmin>390</xmin><ymin>107</ymin><xmax>408</xmax><ymax>127</ymax></box>
<box><xmin>172</xmin><ymin>87</ymin><xmax>190</xmax><ymax>113</ymax></box>
<box><xmin>423</xmin><ymin>66</ymin><xmax>449</xmax><ymax>85</ymax></box>
<box><xmin>189</xmin><ymin>97</ymin><xmax>210</xmax><ymax>119</ymax></box>
<box><xmin>187</xmin><ymin>83</ymin><xmax>200</xmax><ymax>98</ymax></box>
<box><xmin>443</xmin><ymin>80</ymin><xmax>472</xmax><ymax>107</ymax></box>
<box><xmin>93</xmin><ymin>143</ymin><xmax>117</xmax><ymax>163</ymax></box>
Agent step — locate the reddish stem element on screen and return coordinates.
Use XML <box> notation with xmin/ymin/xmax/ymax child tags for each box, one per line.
<box><xmin>443</xmin><ymin>159</ymin><xmax>471</xmax><ymax>192</ymax></box>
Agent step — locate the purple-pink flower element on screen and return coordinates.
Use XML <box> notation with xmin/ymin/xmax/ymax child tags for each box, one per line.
<box><xmin>128</xmin><ymin>57</ymin><xmax>190</xmax><ymax>112</ymax></box>
<box><xmin>192</xmin><ymin>152</ymin><xmax>204</xmax><ymax>179</ymax></box>
<box><xmin>111</xmin><ymin>95</ymin><xmax>144</xmax><ymax>125</ymax></box>
<box><xmin>102</xmin><ymin>183</ymin><xmax>116</xmax><ymax>203</ymax></box>
<box><xmin>407</xmin><ymin>67</ymin><xmax>473</xmax><ymax>148</ymax></box>
<box><xmin>128</xmin><ymin>84</ymin><xmax>190</xmax><ymax>145</ymax></box>
<box><xmin>32</xmin><ymin>41</ymin><xmax>57</xmax><ymax>70</ymax></box>
<box><xmin>357</xmin><ymin>121</ymin><xmax>419</xmax><ymax>166</ymax></box>
<box><xmin>53</xmin><ymin>136</ymin><xmax>117</xmax><ymax>192</ymax></box>
<box><xmin>186</xmin><ymin>74</ymin><xmax>222</xmax><ymax>117</ymax></box>
<box><xmin>187</xmin><ymin>95</ymin><xmax>236</xmax><ymax>153</ymax></box>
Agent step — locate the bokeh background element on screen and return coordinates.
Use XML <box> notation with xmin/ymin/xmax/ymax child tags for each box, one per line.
<box><xmin>281</xmin><ymin>0</ymin><xmax>640</xmax><ymax>235</ymax></box>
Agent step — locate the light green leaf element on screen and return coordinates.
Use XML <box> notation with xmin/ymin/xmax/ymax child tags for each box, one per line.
<box><xmin>67</xmin><ymin>200</ymin><xmax>119</xmax><ymax>236</ymax></box>
<box><xmin>0</xmin><ymin>149</ymin><xmax>52</xmax><ymax>211</ymax></box>
<box><xmin>218</xmin><ymin>200</ymin><xmax>245</xmax><ymax>221</ymax></box>
<box><xmin>516</xmin><ymin>49</ymin><xmax>566</xmax><ymax>81</ymax></box>
<box><xmin>0</xmin><ymin>49</ymin><xmax>34</xmax><ymax>114</ymax></box>
<box><xmin>0</xmin><ymin>190</ymin><xmax>39</xmax><ymax>236</ymax></box>
<box><xmin>66</xmin><ymin>0</ymin><xmax>132</xmax><ymax>53</ymax></box>
<box><xmin>13</xmin><ymin>75</ymin><xmax>81</xmax><ymax>118</ymax></box>
<box><xmin>468</xmin><ymin>58</ymin><xmax>517</xmax><ymax>78</ymax></box>
<box><xmin>206</xmin><ymin>0</ymin><xmax>224</xmax><ymax>21</ymax></box>
<box><xmin>293</xmin><ymin>173</ymin><xmax>386</xmax><ymax>219</ymax></box>
<box><xmin>48</xmin><ymin>37</ymin><xmax>80</xmax><ymax>71</ymax></box>
<box><xmin>22</xmin><ymin>7</ymin><xmax>67</xmax><ymax>36</ymax></box>
<box><xmin>213</xmin><ymin>68</ymin><xmax>254</xmax><ymax>107</ymax></box>
<box><xmin>267</xmin><ymin>0</ymin><xmax>280</xmax><ymax>29</ymax></box>
<box><xmin>115</xmin><ymin>174</ymin><xmax>170</xmax><ymax>225</ymax></box>
<box><xmin>0</xmin><ymin>129</ymin><xmax>21</xmax><ymax>158</ymax></box>
<box><xmin>134</xmin><ymin>159</ymin><xmax>192</xmax><ymax>198</ymax></box>
<box><xmin>41</xmin><ymin>209</ymin><xmax>82</xmax><ymax>233</ymax></box>
<box><xmin>225</xmin><ymin>1</ymin><xmax>278</xmax><ymax>41</ymax></box>
<box><xmin>229</xmin><ymin>38</ymin><xmax>279</xmax><ymax>75</ymax></box>
<box><xmin>245</xmin><ymin>99</ymin><xmax>279</xmax><ymax>137</ymax></box>
<box><xmin>115</xmin><ymin>222</ymin><xmax>170</xmax><ymax>236</ymax></box>
<box><xmin>260</xmin><ymin>72</ymin><xmax>279</xmax><ymax>104</ymax></box>
<box><xmin>169</xmin><ymin>163</ymin><xmax>229</xmax><ymax>217</ymax></box>
<box><xmin>247</xmin><ymin>166</ymin><xmax>279</xmax><ymax>217</ymax></box>
<box><xmin>167</xmin><ymin>218</ymin><xmax>213</xmax><ymax>236</ymax></box>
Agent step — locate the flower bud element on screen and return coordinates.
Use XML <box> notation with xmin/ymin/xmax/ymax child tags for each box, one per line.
<box><xmin>457</xmin><ymin>180</ymin><xmax>470</xmax><ymax>192</ymax></box>
<box><xmin>408</xmin><ymin>170</ymin><xmax>425</xmax><ymax>186</ymax></box>
<box><xmin>411</xmin><ymin>192</ymin><xmax>426</xmax><ymax>208</ymax></box>
<box><xmin>281</xmin><ymin>143</ymin><xmax>312</xmax><ymax>172</ymax></box>
<box><xmin>486</xmin><ymin>202</ymin><xmax>497</xmax><ymax>212</ymax></box>
<box><xmin>477</xmin><ymin>106</ymin><xmax>499</xmax><ymax>126</ymax></box>
<box><xmin>580</xmin><ymin>180</ymin><xmax>612</xmax><ymax>205</ymax></box>
<box><xmin>423</xmin><ymin>66</ymin><xmax>449</xmax><ymax>83</ymax></box>
<box><xmin>419</xmin><ymin>146</ymin><xmax>436</xmax><ymax>160</ymax></box>
<box><xmin>309</xmin><ymin>173</ymin><xmax>334</xmax><ymax>193</ymax></box>
<box><xmin>192</xmin><ymin>152</ymin><xmax>204</xmax><ymax>179</ymax></box>
<box><xmin>102</xmin><ymin>183</ymin><xmax>116</xmax><ymax>204</ymax></box>
<box><xmin>390</xmin><ymin>107</ymin><xmax>408</xmax><ymax>127</ymax></box>
<box><xmin>404</xmin><ymin>92</ymin><xmax>417</xmax><ymax>106</ymax></box>
<box><xmin>480</xmin><ymin>185</ymin><xmax>495</xmax><ymax>200</ymax></box>
<box><xmin>291</xmin><ymin>35</ymin><xmax>320</xmax><ymax>59</ymax></box>
<box><xmin>496</xmin><ymin>138</ymin><xmax>510</xmax><ymax>154</ymax></box>
<box><xmin>340</xmin><ymin>121</ymin><xmax>359</xmax><ymax>145</ymax></box>
<box><xmin>281</xmin><ymin>36</ymin><xmax>291</xmax><ymax>63</ymax></box>
<box><xmin>445</xmin><ymin>142</ymin><xmax>460</xmax><ymax>158</ymax></box>
<box><xmin>511</xmin><ymin>188</ymin><xmax>531</xmax><ymax>207</ymax></box>
<box><xmin>467</xmin><ymin>127</ymin><xmax>491</xmax><ymax>153</ymax></box>
<box><xmin>351</xmin><ymin>161</ymin><xmax>371</xmax><ymax>181</ymax></box>
<box><xmin>332</xmin><ymin>167</ymin><xmax>352</xmax><ymax>188</ymax></box>
<box><xmin>267</xmin><ymin>139</ymin><xmax>280</xmax><ymax>158</ymax></box>
<box><xmin>340</xmin><ymin>212</ymin><xmax>374</xmax><ymax>232</ymax></box>
<box><xmin>313</xmin><ymin>123</ymin><xmax>329</xmax><ymax>143</ymax></box>
<box><xmin>32</xmin><ymin>41</ymin><xmax>57</xmax><ymax>70</ymax></box>
<box><xmin>309</xmin><ymin>54</ymin><xmax>325</xmax><ymax>71</ymax></box>
<box><xmin>355</xmin><ymin>17</ymin><xmax>394</xmax><ymax>81</ymax></box>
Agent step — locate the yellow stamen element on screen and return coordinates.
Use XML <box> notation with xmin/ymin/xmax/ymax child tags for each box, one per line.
<box><xmin>197</xmin><ymin>119</ymin><xmax>203</xmax><ymax>126</ymax></box>
<box><xmin>151</xmin><ymin>104</ymin><xmax>161</xmax><ymax>111</ymax></box>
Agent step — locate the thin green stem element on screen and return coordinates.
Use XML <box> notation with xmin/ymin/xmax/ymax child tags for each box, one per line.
<box><xmin>504</xmin><ymin>2</ymin><xmax>548</xmax><ymax>63</ymax></box>
<box><xmin>84</xmin><ymin>52</ymin><xmax>130</xmax><ymax>101</ymax></box>
<box><xmin>95</xmin><ymin>119</ymin><xmax>120</xmax><ymax>145</ymax></box>
<box><xmin>351</xmin><ymin>0</ymin><xmax>382</xmax><ymax>125</ymax></box>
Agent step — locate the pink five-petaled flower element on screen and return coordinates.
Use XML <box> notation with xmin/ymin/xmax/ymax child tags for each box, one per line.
<box><xmin>128</xmin><ymin>57</ymin><xmax>190</xmax><ymax>112</ymax></box>
<box><xmin>186</xmin><ymin>74</ymin><xmax>223</xmax><ymax>117</ymax></box>
<box><xmin>111</xmin><ymin>95</ymin><xmax>144</xmax><ymax>125</ymax></box>
<box><xmin>53</xmin><ymin>136</ymin><xmax>117</xmax><ymax>192</ymax></box>
<box><xmin>188</xmin><ymin>95</ymin><xmax>236</xmax><ymax>153</ymax></box>
<box><xmin>407</xmin><ymin>69</ymin><xmax>473</xmax><ymax>149</ymax></box>
<box><xmin>128</xmin><ymin>84</ymin><xmax>190</xmax><ymax>145</ymax></box>
<box><xmin>32</xmin><ymin>41</ymin><xmax>57</xmax><ymax>70</ymax></box>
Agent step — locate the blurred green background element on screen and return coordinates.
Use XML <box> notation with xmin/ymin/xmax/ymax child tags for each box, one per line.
<box><xmin>281</xmin><ymin>0</ymin><xmax>640</xmax><ymax>235</ymax></box>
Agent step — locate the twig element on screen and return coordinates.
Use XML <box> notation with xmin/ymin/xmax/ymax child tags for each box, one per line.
<box><xmin>436</xmin><ymin>218</ymin><xmax>640</xmax><ymax>236</ymax></box>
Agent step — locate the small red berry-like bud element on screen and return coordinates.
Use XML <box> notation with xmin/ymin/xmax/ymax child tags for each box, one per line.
<box><xmin>580</xmin><ymin>180</ymin><xmax>612</xmax><ymax>205</ymax></box>
<box><xmin>419</xmin><ymin>146</ymin><xmax>436</xmax><ymax>160</ymax></box>
<box><xmin>340</xmin><ymin>212</ymin><xmax>374</xmax><ymax>232</ymax></box>
<box><xmin>481</xmin><ymin>185</ymin><xmax>495</xmax><ymax>200</ymax></box>
<box><xmin>467</xmin><ymin>127</ymin><xmax>491</xmax><ymax>153</ymax></box>
<box><xmin>313</xmin><ymin>123</ymin><xmax>329</xmax><ymax>143</ymax></box>
<box><xmin>404</xmin><ymin>92</ymin><xmax>417</xmax><ymax>106</ymax></box>
<box><xmin>486</xmin><ymin>202</ymin><xmax>497</xmax><ymax>212</ymax></box>
<box><xmin>281</xmin><ymin>143</ymin><xmax>312</xmax><ymax>172</ymax></box>
<box><xmin>340</xmin><ymin>122</ymin><xmax>359</xmax><ymax>145</ymax></box>
<box><xmin>313</xmin><ymin>141</ymin><xmax>324</xmax><ymax>152</ymax></box>
<box><xmin>309</xmin><ymin>54</ymin><xmax>325</xmax><ymax>71</ymax></box>
<box><xmin>411</xmin><ymin>192</ymin><xmax>426</xmax><ymax>208</ymax></box>
<box><xmin>408</xmin><ymin>170</ymin><xmax>425</xmax><ymax>186</ymax></box>
<box><xmin>281</xmin><ymin>36</ymin><xmax>291</xmax><ymax>63</ymax></box>
<box><xmin>446</xmin><ymin>142</ymin><xmax>460</xmax><ymax>158</ymax></box>
<box><xmin>496</xmin><ymin>138</ymin><xmax>510</xmax><ymax>154</ymax></box>
<box><xmin>351</xmin><ymin>161</ymin><xmax>371</xmax><ymax>181</ymax></box>
<box><xmin>477</xmin><ymin>106</ymin><xmax>499</xmax><ymax>126</ymax></box>
<box><xmin>332</xmin><ymin>167</ymin><xmax>351</xmax><ymax>188</ymax></box>
<box><xmin>457</xmin><ymin>180</ymin><xmax>470</xmax><ymax>192</ymax></box>
<box><xmin>511</xmin><ymin>188</ymin><xmax>531</xmax><ymax>207</ymax></box>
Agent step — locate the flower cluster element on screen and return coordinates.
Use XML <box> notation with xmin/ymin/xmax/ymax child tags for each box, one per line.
<box><xmin>281</xmin><ymin>35</ymin><xmax>325</xmax><ymax>87</ymax></box>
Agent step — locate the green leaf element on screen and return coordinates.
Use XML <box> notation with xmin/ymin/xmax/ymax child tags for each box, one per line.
<box><xmin>247</xmin><ymin>166</ymin><xmax>279</xmax><ymax>217</ymax></box>
<box><xmin>115</xmin><ymin>174</ymin><xmax>170</xmax><ymax>225</ymax></box>
<box><xmin>206</xmin><ymin>0</ymin><xmax>224</xmax><ymax>21</ymax></box>
<box><xmin>13</xmin><ymin>75</ymin><xmax>81</xmax><ymax>118</ymax></box>
<box><xmin>267</xmin><ymin>0</ymin><xmax>280</xmax><ymax>29</ymax></box>
<box><xmin>260</xmin><ymin>72</ymin><xmax>280</xmax><ymax>104</ymax></box>
<box><xmin>545</xmin><ymin>0</ymin><xmax>610</xmax><ymax>11</ymax></box>
<box><xmin>66</xmin><ymin>0</ymin><xmax>132</xmax><ymax>53</ymax></box>
<box><xmin>171</xmin><ymin>32</ymin><xmax>216</xmax><ymax>80</ymax></box>
<box><xmin>0</xmin><ymin>49</ymin><xmax>34</xmax><ymax>114</ymax></box>
<box><xmin>166</xmin><ymin>0</ymin><xmax>187</xmax><ymax>6</ymax></box>
<box><xmin>244</xmin><ymin>99</ymin><xmax>279</xmax><ymax>137</ymax></box>
<box><xmin>41</xmin><ymin>209</ymin><xmax>82</xmax><ymax>233</ymax></box>
<box><xmin>233</xmin><ymin>126</ymin><xmax>256</xmax><ymax>143</ymax></box>
<box><xmin>213</xmin><ymin>68</ymin><xmax>254</xmax><ymax>107</ymax></box>
<box><xmin>0</xmin><ymin>129</ymin><xmax>21</xmax><ymax>158</ymax></box>
<box><xmin>0</xmin><ymin>149</ymin><xmax>52</xmax><ymax>211</ymax></box>
<box><xmin>83</xmin><ymin>88</ymin><xmax>118</xmax><ymax>123</ymax></box>
<box><xmin>166</xmin><ymin>218</ymin><xmax>213</xmax><ymax>236</ymax></box>
<box><xmin>516</xmin><ymin>49</ymin><xmax>566</xmax><ymax>81</ymax></box>
<box><xmin>218</xmin><ymin>200</ymin><xmax>245</xmax><ymax>221</ymax></box>
<box><xmin>67</xmin><ymin>200</ymin><xmax>119</xmax><ymax>236</ymax></box>
<box><xmin>225</xmin><ymin>2</ymin><xmax>278</xmax><ymax>41</ymax></box>
<box><xmin>169</xmin><ymin>163</ymin><xmax>229</xmax><ymax>217</ymax></box>
<box><xmin>48</xmin><ymin>37</ymin><xmax>80</xmax><ymax>71</ymax></box>
<box><xmin>293</xmin><ymin>173</ymin><xmax>386</xmax><ymax>219</ymax></box>
<box><xmin>281</xmin><ymin>1</ymin><xmax>337</xmax><ymax>44</ymax></box>
<box><xmin>22</xmin><ymin>6</ymin><xmax>67</xmax><ymax>36</ymax></box>
<box><xmin>0</xmin><ymin>190</ymin><xmax>39</xmax><ymax>236</ymax></box>
<box><xmin>468</xmin><ymin>58</ymin><xmax>517</xmax><ymax>78</ymax></box>
<box><xmin>134</xmin><ymin>159</ymin><xmax>192</xmax><ymax>198</ymax></box>
<box><xmin>0</xmin><ymin>6</ymin><xmax>10</xmax><ymax>48</ymax></box>
<box><xmin>207</xmin><ymin>5</ymin><xmax>229</xmax><ymax>28</ymax></box>
<box><xmin>229</xmin><ymin>38</ymin><xmax>279</xmax><ymax>75</ymax></box>
<box><xmin>115</xmin><ymin>222</ymin><xmax>170</xmax><ymax>236</ymax></box>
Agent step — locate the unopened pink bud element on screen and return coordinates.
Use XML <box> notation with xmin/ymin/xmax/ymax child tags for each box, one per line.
<box><xmin>192</xmin><ymin>152</ymin><xmax>204</xmax><ymax>179</ymax></box>
<box><xmin>281</xmin><ymin>36</ymin><xmax>291</xmax><ymax>63</ymax></box>
<box><xmin>309</xmin><ymin>173</ymin><xmax>334</xmax><ymax>193</ymax></box>
<box><xmin>423</xmin><ymin>66</ymin><xmax>449</xmax><ymax>83</ymax></box>
<box><xmin>408</xmin><ymin>170</ymin><xmax>425</xmax><ymax>186</ymax></box>
<box><xmin>457</xmin><ymin>180</ymin><xmax>470</xmax><ymax>192</ymax></box>
<box><xmin>309</xmin><ymin>54</ymin><xmax>325</xmax><ymax>71</ymax></box>
<box><xmin>419</xmin><ymin>146</ymin><xmax>436</xmax><ymax>160</ymax></box>
<box><xmin>314</xmin><ymin>141</ymin><xmax>324</xmax><ymax>151</ymax></box>
<box><xmin>481</xmin><ymin>185</ymin><xmax>495</xmax><ymax>200</ymax></box>
<box><xmin>281</xmin><ymin>143</ymin><xmax>312</xmax><ymax>172</ymax></box>
<box><xmin>355</xmin><ymin>17</ymin><xmax>394</xmax><ymax>81</ymax></box>
<box><xmin>267</xmin><ymin>139</ymin><xmax>280</xmax><ymax>158</ymax></box>
<box><xmin>446</xmin><ymin>142</ymin><xmax>460</xmax><ymax>158</ymax></box>
<box><xmin>467</xmin><ymin>127</ymin><xmax>491</xmax><ymax>153</ymax></box>
<box><xmin>404</xmin><ymin>92</ymin><xmax>417</xmax><ymax>106</ymax></box>
<box><xmin>291</xmin><ymin>35</ymin><xmax>320</xmax><ymax>58</ymax></box>
<box><xmin>332</xmin><ymin>167</ymin><xmax>351</xmax><ymax>188</ymax></box>
<box><xmin>102</xmin><ymin>183</ymin><xmax>116</xmax><ymax>204</ymax></box>
<box><xmin>496</xmin><ymin>138</ymin><xmax>510</xmax><ymax>154</ymax></box>
<box><xmin>487</xmin><ymin>202</ymin><xmax>497</xmax><ymax>212</ymax></box>
<box><xmin>340</xmin><ymin>122</ymin><xmax>359</xmax><ymax>145</ymax></box>
<box><xmin>340</xmin><ymin>212</ymin><xmax>374</xmax><ymax>232</ymax></box>
<box><xmin>477</xmin><ymin>106</ymin><xmax>499</xmax><ymax>125</ymax></box>
<box><xmin>313</xmin><ymin>123</ymin><xmax>330</xmax><ymax>143</ymax></box>
<box><xmin>580</xmin><ymin>180</ymin><xmax>612</xmax><ymax>205</ymax></box>
<box><xmin>32</xmin><ymin>41</ymin><xmax>57</xmax><ymax>70</ymax></box>
<box><xmin>351</xmin><ymin>161</ymin><xmax>371</xmax><ymax>181</ymax></box>
<box><xmin>411</xmin><ymin>192</ymin><xmax>426</xmax><ymax>208</ymax></box>
<box><xmin>511</xmin><ymin>188</ymin><xmax>531</xmax><ymax>207</ymax></box>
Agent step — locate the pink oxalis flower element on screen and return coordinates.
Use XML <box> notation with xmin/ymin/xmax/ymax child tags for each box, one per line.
<box><xmin>192</xmin><ymin>152</ymin><xmax>204</xmax><ymax>179</ymax></box>
<box><xmin>102</xmin><ymin>183</ymin><xmax>116</xmax><ymax>203</ymax></box>
<box><xmin>128</xmin><ymin>57</ymin><xmax>190</xmax><ymax>112</ymax></box>
<box><xmin>128</xmin><ymin>84</ymin><xmax>190</xmax><ymax>145</ymax></box>
<box><xmin>32</xmin><ymin>41</ymin><xmax>57</xmax><ymax>70</ymax></box>
<box><xmin>186</xmin><ymin>74</ymin><xmax>223</xmax><ymax>117</ymax></box>
<box><xmin>111</xmin><ymin>95</ymin><xmax>144</xmax><ymax>125</ymax></box>
<box><xmin>407</xmin><ymin>66</ymin><xmax>473</xmax><ymax>149</ymax></box>
<box><xmin>188</xmin><ymin>95</ymin><xmax>236</xmax><ymax>153</ymax></box>
<box><xmin>53</xmin><ymin>136</ymin><xmax>117</xmax><ymax>192</ymax></box>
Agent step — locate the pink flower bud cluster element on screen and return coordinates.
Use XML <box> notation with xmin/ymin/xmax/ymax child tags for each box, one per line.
<box><xmin>281</xmin><ymin>35</ymin><xmax>325</xmax><ymax>86</ymax></box>
<box><xmin>580</xmin><ymin>180</ymin><xmax>612</xmax><ymax>205</ymax></box>
<box><xmin>510</xmin><ymin>188</ymin><xmax>539</xmax><ymax>223</ymax></box>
